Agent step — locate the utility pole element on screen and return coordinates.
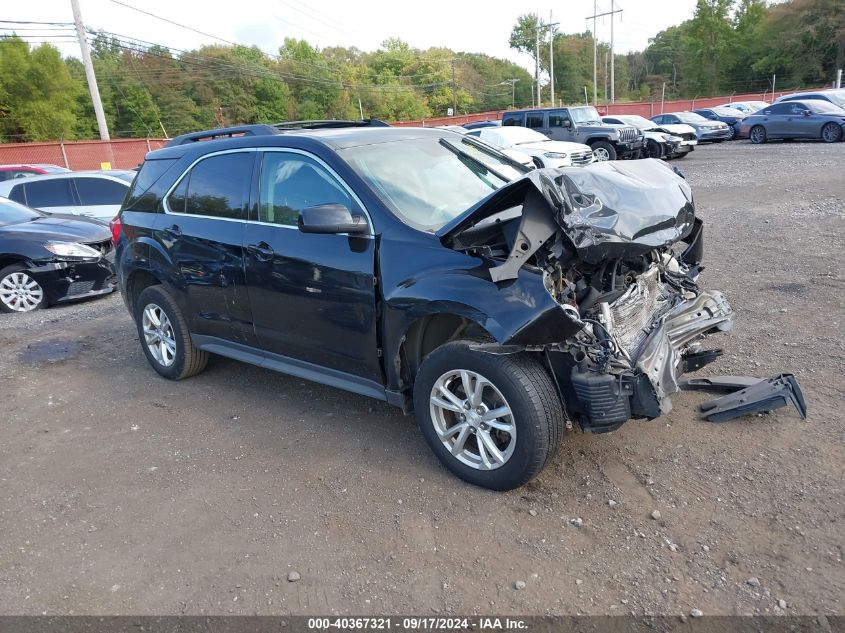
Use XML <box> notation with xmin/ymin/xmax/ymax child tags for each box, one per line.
<box><xmin>71</xmin><ymin>0</ymin><xmax>109</xmax><ymax>140</ymax></box>
<box><xmin>451</xmin><ymin>59</ymin><xmax>457</xmax><ymax>116</ymax></box>
<box><xmin>610</xmin><ymin>0</ymin><xmax>615</xmax><ymax>103</ymax></box>
<box><xmin>500</xmin><ymin>79</ymin><xmax>519</xmax><ymax>109</ymax></box>
<box><xmin>549</xmin><ymin>11</ymin><xmax>556</xmax><ymax>108</ymax></box>
<box><xmin>535</xmin><ymin>27</ymin><xmax>540</xmax><ymax>107</ymax></box>
<box><xmin>772</xmin><ymin>73</ymin><xmax>776</xmax><ymax>98</ymax></box>
<box><xmin>604</xmin><ymin>52</ymin><xmax>608</xmax><ymax>102</ymax></box>
<box><xmin>586</xmin><ymin>2</ymin><xmax>623</xmax><ymax>106</ymax></box>
<box><xmin>837</xmin><ymin>69</ymin><xmax>843</xmax><ymax>89</ymax></box>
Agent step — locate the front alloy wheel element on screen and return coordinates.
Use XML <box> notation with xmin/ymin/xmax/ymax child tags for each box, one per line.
<box><xmin>750</xmin><ymin>125</ymin><xmax>767</xmax><ymax>144</ymax></box>
<box><xmin>0</xmin><ymin>268</ymin><xmax>46</xmax><ymax>313</ymax></box>
<box><xmin>821</xmin><ymin>122</ymin><xmax>842</xmax><ymax>143</ymax></box>
<box><xmin>430</xmin><ymin>369</ymin><xmax>516</xmax><ymax>471</ymax></box>
<box><xmin>413</xmin><ymin>340</ymin><xmax>563</xmax><ymax>490</ymax></box>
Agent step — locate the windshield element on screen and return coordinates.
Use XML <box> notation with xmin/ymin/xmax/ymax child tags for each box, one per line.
<box><xmin>343</xmin><ymin>136</ymin><xmax>523</xmax><ymax>232</ymax></box>
<box><xmin>570</xmin><ymin>107</ymin><xmax>602</xmax><ymax>124</ymax></box>
<box><xmin>675</xmin><ymin>112</ymin><xmax>709</xmax><ymax>123</ymax></box>
<box><xmin>496</xmin><ymin>127</ymin><xmax>549</xmax><ymax>145</ymax></box>
<box><xmin>0</xmin><ymin>197</ymin><xmax>43</xmax><ymax>226</ymax></box>
<box><xmin>809</xmin><ymin>100</ymin><xmax>845</xmax><ymax>114</ymax></box>
<box><xmin>618</xmin><ymin>115</ymin><xmax>655</xmax><ymax>129</ymax></box>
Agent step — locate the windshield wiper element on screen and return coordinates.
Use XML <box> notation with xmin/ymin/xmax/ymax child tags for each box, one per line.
<box><xmin>438</xmin><ymin>138</ymin><xmax>513</xmax><ymax>184</ymax></box>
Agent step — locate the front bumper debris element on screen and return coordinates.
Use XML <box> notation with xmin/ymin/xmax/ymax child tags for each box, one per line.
<box><xmin>683</xmin><ymin>374</ymin><xmax>807</xmax><ymax>422</ymax></box>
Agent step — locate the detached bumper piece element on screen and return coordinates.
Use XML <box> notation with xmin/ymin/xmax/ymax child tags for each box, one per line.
<box><xmin>686</xmin><ymin>374</ymin><xmax>807</xmax><ymax>422</ymax></box>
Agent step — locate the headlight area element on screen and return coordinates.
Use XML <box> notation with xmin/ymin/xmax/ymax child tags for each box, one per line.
<box><xmin>44</xmin><ymin>241</ymin><xmax>103</xmax><ymax>260</ymax></box>
<box><xmin>28</xmin><ymin>243</ymin><xmax>116</xmax><ymax>304</ymax></box>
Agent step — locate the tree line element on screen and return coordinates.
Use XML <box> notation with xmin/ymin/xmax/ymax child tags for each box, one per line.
<box><xmin>0</xmin><ymin>0</ymin><xmax>842</xmax><ymax>143</ymax></box>
<box><xmin>512</xmin><ymin>0</ymin><xmax>844</xmax><ymax>105</ymax></box>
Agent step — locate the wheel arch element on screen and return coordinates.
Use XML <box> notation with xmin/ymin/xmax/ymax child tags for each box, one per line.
<box><xmin>125</xmin><ymin>268</ymin><xmax>163</xmax><ymax>316</ymax></box>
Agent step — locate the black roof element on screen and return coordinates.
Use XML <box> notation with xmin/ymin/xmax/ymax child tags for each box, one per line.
<box><xmin>149</xmin><ymin>125</ymin><xmax>447</xmax><ymax>161</ymax></box>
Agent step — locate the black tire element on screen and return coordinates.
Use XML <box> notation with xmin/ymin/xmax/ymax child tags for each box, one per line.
<box><xmin>821</xmin><ymin>122</ymin><xmax>842</xmax><ymax>143</ymax></box>
<box><xmin>531</xmin><ymin>157</ymin><xmax>544</xmax><ymax>169</ymax></box>
<box><xmin>590</xmin><ymin>140</ymin><xmax>617</xmax><ymax>161</ymax></box>
<box><xmin>645</xmin><ymin>139</ymin><xmax>664</xmax><ymax>159</ymax></box>
<box><xmin>135</xmin><ymin>285</ymin><xmax>208</xmax><ymax>380</ymax></box>
<box><xmin>750</xmin><ymin>125</ymin><xmax>767</xmax><ymax>144</ymax></box>
<box><xmin>413</xmin><ymin>340</ymin><xmax>564</xmax><ymax>491</ymax></box>
<box><xmin>0</xmin><ymin>264</ymin><xmax>48</xmax><ymax>313</ymax></box>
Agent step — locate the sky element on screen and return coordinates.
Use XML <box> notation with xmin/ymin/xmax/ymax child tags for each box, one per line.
<box><xmin>2</xmin><ymin>0</ymin><xmax>699</xmax><ymax>72</ymax></box>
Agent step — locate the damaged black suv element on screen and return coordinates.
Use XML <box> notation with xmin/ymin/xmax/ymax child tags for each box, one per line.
<box><xmin>114</xmin><ymin>123</ymin><xmax>790</xmax><ymax>491</ymax></box>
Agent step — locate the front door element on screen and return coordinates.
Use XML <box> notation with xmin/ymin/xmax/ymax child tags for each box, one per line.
<box><xmin>243</xmin><ymin>149</ymin><xmax>381</xmax><ymax>386</ymax></box>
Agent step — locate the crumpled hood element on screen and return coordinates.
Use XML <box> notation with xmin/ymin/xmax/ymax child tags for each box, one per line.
<box><xmin>439</xmin><ymin>158</ymin><xmax>695</xmax><ymax>272</ymax></box>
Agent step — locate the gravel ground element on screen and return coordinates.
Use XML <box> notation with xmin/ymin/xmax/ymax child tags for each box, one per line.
<box><xmin>0</xmin><ymin>141</ymin><xmax>842</xmax><ymax>617</ymax></box>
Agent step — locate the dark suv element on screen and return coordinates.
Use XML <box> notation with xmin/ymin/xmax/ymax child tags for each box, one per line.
<box><xmin>114</xmin><ymin>123</ymin><xmax>743</xmax><ymax>490</ymax></box>
<box><xmin>502</xmin><ymin>106</ymin><xmax>644</xmax><ymax>161</ymax></box>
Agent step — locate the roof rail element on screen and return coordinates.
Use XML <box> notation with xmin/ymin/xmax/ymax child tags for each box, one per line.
<box><xmin>272</xmin><ymin>119</ymin><xmax>391</xmax><ymax>130</ymax></box>
<box><xmin>165</xmin><ymin>124</ymin><xmax>280</xmax><ymax>147</ymax></box>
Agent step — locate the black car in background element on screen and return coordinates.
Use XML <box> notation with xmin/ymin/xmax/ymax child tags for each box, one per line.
<box><xmin>692</xmin><ymin>106</ymin><xmax>747</xmax><ymax>139</ymax></box>
<box><xmin>0</xmin><ymin>198</ymin><xmax>116</xmax><ymax>312</ymax></box>
<box><xmin>112</xmin><ymin>122</ymin><xmax>755</xmax><ymax>490</ymax></box>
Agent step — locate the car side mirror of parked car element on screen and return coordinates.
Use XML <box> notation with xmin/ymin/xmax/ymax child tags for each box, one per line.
<box><xmin>563</xmin><ymin>119</ymin><xmax>572</xmax><ymax>128</ymax></box>
<box><xmin>802</xmin><ymin>110</ymin><xmax>812</xmax><ymax>116</ymax></box>
<box><xmin>298</xmin><ymin>203</ymin><xmax>368</xmax><ymax>235</ymax></box>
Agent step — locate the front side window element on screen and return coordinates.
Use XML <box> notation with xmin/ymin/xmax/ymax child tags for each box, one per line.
<box><xmin>166</xmin><ymin>152</ymin><xmax>253</xmax><ymax>220</ymax></box>
<box><xmin>258</xmin><ymin>153</ymin><xmax>352</xmax><ymax>227</ymax></box>
<box><xmin>548</xmin><ymin>110</ymin><xmax>570</xmax><ymax>127</ymax></box>
<box><xmin>74</xmin><ymin>177</ymin><xmax>129</xmax><ymax>205</ymax></box>
<box><xmin>789</xmin><ymin>103</ymin><xmax>808</xmax><ymax>115</ymax></box>
<box><xmin>22</xmin><ymin>179</ymin><xmax>74</xmax><ymax>207</ymax></box>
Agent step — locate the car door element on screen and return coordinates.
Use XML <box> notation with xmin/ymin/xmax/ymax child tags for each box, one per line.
<box><xmin>71</xmin><ymin>177</ymin><xmax>130</xmax><ymax>222</ymax></box>
<box><xmin>10</xmin><ymin>179</ymin><xmax>77</xmax><ymax>216</ymax></box>
<box><xmin>547</xmin><ymin>109</ymin><xmax>574</xmax><ymax>142</ymax></box>
<box><xmin>160</xmin><ymin>150</ymin><xmax>256</xmax><ymax>345</ymax></box>
<box><xmin>763</xmin><ymin>103</ymin><xmax>791</xmax><ymax>137</ymax></box>
<box><xmin>242</xmin><ymin>149</ymin><xmax>381</xmax><ymax>386</ymax></box>
<box><xmin>785</xmin><ymin>103</ymin><xmax>814</xmax><ymax>137</ymax></box>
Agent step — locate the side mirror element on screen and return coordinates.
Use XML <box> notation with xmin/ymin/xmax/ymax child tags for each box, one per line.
<box><xmin>298</xmin><ymin>203</ymin><xmax>368</xmax><ymax>235</ymax></box>
<box><xmin>802</xmin><ymin>110</ymin><xmax>812</xmax><ymax>116</ymax></box>
<box><xmin>563</xmin><ymin>119</ymin><xmax>572</xmax><ymax>128</ymax></box>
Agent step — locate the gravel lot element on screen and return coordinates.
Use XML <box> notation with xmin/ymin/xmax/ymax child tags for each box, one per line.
<box><xmin>0</xmin><ymin>141</ymin><xmax>842</xmax><ymax>617</ymax></box>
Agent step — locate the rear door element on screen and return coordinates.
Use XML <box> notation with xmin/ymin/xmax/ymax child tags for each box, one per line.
<box><xmin>764</xmin><ymin>103</ymin><xmax>792</xmax><ymax>137</ymax></box>
<box><xmin>159</xmin><ymin>150</ymin><xmax>256</xmax><ymax>345</ymax></box>
<box><xmin>72</xmin><ymin>177</ymin><xmax>130</xmax><ymax>222</ymax></box>
<box><xmin>242</xmin><ymin>148</ymin><xmax>381</xmax><ymax>386</ymax></box>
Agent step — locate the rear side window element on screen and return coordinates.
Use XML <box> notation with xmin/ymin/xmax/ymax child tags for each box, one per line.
<box><xmin>502</xmin><ymin>113</ymin><xmax>524</xmax><ymax>127</ymax></box>
<box><xmin>526</xmin><ymin>112</ymin><xmax>544</xmax><ymax>128</ymax></box>
<box><xmin>767</xmin><ymin>103</ymin><xmax>791</xmax><ymax>115</ymax></box>
<box><xmin>74</xmin><ymin>177</ymin><xmax>129</xmax><ymax>205</ymax></box>
<box><xmin>167</xmin><ymin>152</ymin><xmax>253</xmax><ymax>220</ymax></box>
<box><xmin>21</xmin><ymin>180</ymin><xmax>74</xmax><ymax>207</ymax></box>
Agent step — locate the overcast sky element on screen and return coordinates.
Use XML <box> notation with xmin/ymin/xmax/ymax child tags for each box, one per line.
<box><xmin>3</xmin><ymin>0</ymin><xmax>699</xmax><ymax>72</ymax></box>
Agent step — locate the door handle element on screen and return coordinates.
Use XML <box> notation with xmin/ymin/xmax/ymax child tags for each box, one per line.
<box><xmin>247</xmin><ymin>242</ymin><xmax>275</xmax><ymax>260</ymax></box>
<box><xmin>164</xmin><ymin>224</ymin><xmax>182</xmax><ymax>237</ymax></box>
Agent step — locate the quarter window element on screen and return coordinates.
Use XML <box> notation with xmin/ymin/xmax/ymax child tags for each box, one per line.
<box><xmin>258</xmin><ymin>152</ymin><xmax>352</xmax><ymax>227</ymax></box>
<box><xmin>166</xmin><ymin>152</ymin><xmax>253</xmax><ymax>220</ymax></box>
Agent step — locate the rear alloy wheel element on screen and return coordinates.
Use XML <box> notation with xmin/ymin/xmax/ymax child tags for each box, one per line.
<box><xmin>750</xmin><ymin>125</ymin><xmax>767</xmax><ymax>144</ymax></box>
<box><xmin>645</xmin><ymin>139</ymin><xmax>664</xmax><ymax>159</ymax></box>
<box><xmin>821</xmin><ymin>122</ymin><xmax>842</xmax><ymax>143</ymax></box>
<box><xmin>414</xmin><ymin>340</ymin><xmax>563</xmax><ymax>491</ymax></box>
<box><xmin>135</xmin><ymin>285</ymin><xmax>208</xmax><ymax>380</ymax></box>
<box><xmin>590</xmin><ymin>141</ymin><xmax>617</xmax><ymax>161</ymax></box>
<box><xmin>0</xmin><ymin>266</ymin><xmax>47</xmax><ymax>313</ymax></box>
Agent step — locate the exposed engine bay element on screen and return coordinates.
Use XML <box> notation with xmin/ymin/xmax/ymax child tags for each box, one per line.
<box><xmin>439</xmin><ymin>160</ymin><xmax>802</xmax><ymax>432</ymax></box>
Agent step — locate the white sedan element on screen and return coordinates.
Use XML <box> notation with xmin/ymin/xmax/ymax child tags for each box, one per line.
<box><xmin>437</xmin><ymin>125</ymin><xmax>535</xmax><ymax>169</ymax></box>
<box><xmin>466</xmin><ymin>126</ymin><xmax>594</xmax><ymax>168</ymax></box>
